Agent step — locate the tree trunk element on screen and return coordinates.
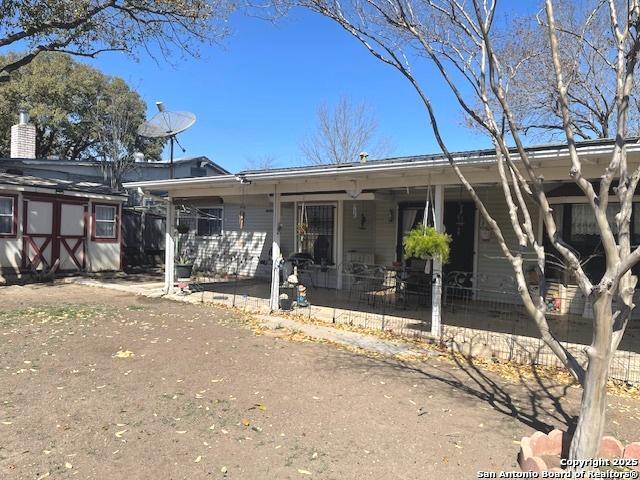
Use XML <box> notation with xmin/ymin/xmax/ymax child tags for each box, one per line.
<box><xmin>569</xmin><ymin>294</ymin><xmax>613</xmax><ymax>461</ymax></box>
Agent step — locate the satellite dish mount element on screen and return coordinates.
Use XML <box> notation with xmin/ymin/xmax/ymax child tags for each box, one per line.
<box><xmin>137</xmin><ymin>101</ymin><xmax>196</xmax><ymax>179</ymax></box>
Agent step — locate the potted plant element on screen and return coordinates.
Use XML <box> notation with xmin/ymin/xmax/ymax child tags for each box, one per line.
<box><xmin>403</xmin><ymin>224</ymin><xmax>451</xmax><ymax>263</ymax></box>
<box><xmin>175</xmin><ymin>224</ymin><xmax>195</xmax><ymax>279</ymax></box>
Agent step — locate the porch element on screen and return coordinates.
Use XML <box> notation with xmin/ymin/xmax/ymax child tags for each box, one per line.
<box><xmin>123</xmin><ymin>141</ymin><xmax>640</xmax><ymax>384</ymax></box>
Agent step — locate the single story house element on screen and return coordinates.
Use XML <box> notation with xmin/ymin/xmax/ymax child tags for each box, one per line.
<box><xmin>124</xmin><ymin>138</ymin><xmax>640</xmax><ymax>321</ymax></box>
<box><xmin>124</xmin><ymin>138</ymin><xmax>640</xmax><ymax>384</ymax></box>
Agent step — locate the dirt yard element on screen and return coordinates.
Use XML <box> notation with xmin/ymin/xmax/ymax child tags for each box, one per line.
<box><xmin>0</xmin><ymin>284</ymin><xmax>638</xmax><ymax>480</ymax></box>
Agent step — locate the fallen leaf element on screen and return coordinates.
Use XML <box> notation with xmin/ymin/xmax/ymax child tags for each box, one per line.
<box><xmin>114</xmin><ymin>350</ymin><xmax>134</xmax><ymax>358</ymax></box>
<box><xmin>241</xmin><ymin>419</ymin><xmax>250</xmax><ymax>427</ymax></box>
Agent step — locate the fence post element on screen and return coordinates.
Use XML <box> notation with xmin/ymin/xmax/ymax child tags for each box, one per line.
<box><xmin>431</xmin><ymin>184</ymin><xmax>444</xmax><ymax>337</ymax></box>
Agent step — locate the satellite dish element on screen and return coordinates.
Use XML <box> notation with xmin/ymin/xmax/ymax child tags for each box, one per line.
<box><xmin>137</xmin><ymin>102</ymin><xmax>196</xmax><ymax>179</ymax></box>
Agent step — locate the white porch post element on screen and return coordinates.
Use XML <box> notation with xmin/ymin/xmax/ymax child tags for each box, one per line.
<box><xmin>164</xmin><ymin>199</ymin><xmax>176</xmax><ymax>294</ymax></box>
<box><xmin>270</xmin><ymin>185</ymin><xmax>281</xmax><ymax>311</ymax></box>
<box><xmin>431</xmin><ymin>185</ymin><xmax>445</xmax><ymax>337</ymax></box>
<box><xmin>336</xmin><ymin>199</ymin><xmax>344</xmax><ymax>289</ymax></box>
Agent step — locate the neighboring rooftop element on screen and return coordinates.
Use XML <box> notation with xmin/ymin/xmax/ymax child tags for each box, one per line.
<box><xmin>1</xmin><ymin>155</ymin><xmax>230</xmax><ymax>175</ymax></box>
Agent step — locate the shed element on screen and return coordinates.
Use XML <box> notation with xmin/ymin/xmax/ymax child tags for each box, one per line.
<box><xmin>0</xmin><ymin>172</ymin><xmax>127</xmax><ymax>278</ymax></box>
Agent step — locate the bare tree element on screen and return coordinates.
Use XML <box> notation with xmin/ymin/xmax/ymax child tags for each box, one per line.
<box><xmin>94</xmin><ymin>96</ymin><xmax>136</xmax><ymax>189</ymax></box>
<box><xmin>505</xmin><ymin>2</ymin><xmax>640</xmax><ymax>140</ymax></box>
<box><xmin>244</xmin><ymin>154</ymin><xmax>279</xmax><ymax>171</ymax></box>
<box><xmin>0</xmin><ymin>0</ymin><xmax>232</xmax><ymax>81</ymax></box>
<box><xmin>301</xmin><ymin>96</ymin><xmax>393</xmax><ymax>164</ymax></box>
<box><xmin>282</xmin><ymin>0</ymin><xmax>640</xmax><ymax>460</ymax></box>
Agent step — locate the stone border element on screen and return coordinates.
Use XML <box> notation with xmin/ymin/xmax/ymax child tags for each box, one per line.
<box><xmin>518</xmin><ymin>429</ymin><xmax>640</xmax><ymax>472</ymax></box>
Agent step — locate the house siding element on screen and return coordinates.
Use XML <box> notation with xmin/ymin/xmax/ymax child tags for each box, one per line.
<box><xmin>374</xmin><ymin>195</ymin><xmax>398</xmax><ymax>266</ymax></box>
<box><xmin>474</xmin><ymin>186</ymin><xmax>540</xmax><ymax>300</ymax></box>
<box><xmin>187</xmin><ymin>204</ymin><xmax>273</xmax><ymax>278</ymax></box>
<box><xmin>343</xmin><ymin>200</ymin><xmax>377</xmax><ymax>266</ymax></box>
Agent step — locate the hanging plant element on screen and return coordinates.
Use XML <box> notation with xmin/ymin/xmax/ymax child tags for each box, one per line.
<box><xmin>297</xmin><ymin>222</ymin><xmax>308</xmax><ymax>238</ymax></box>
<box><xmin>403</xmin><ymin>224</ymin><xmax>451</xmax><ymax>263</ymax></box>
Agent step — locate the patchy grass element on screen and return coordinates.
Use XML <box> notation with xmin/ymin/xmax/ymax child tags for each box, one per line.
<box><xmin>0</xmin><ymin>304</ymin><xmax>113</xmax><ymax>325</ymax></box>
<box><xmin>126</xmin><ymin>305</ymin><xmax>145</xmax><ymax>311</ymax></box>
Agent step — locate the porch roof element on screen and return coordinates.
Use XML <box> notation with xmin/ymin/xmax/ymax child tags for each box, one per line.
<box><xmin>123</xmin><ymin>138</ymin><xmax>640</xmax><ymax>198</ymax></box>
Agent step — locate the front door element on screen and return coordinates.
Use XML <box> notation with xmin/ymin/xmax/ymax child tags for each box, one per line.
<box><xmin>443</xmin><ymin>201</ymin><xmax>475</xmax><ymax>275</ymax></box>
<box><xmin>22</xmin><ymin>197</ymin><xmax>87</xmax><ymax>271</ymax></box>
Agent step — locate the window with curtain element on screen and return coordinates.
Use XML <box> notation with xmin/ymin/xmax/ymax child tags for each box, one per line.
<box><xmin>0</xmin><ymin>197</ymin><xmax>13</xmax><ymax>234</ymax></box>
<box><xmin>297</xmin><ymin>204</ymin><xmax>335</xmax><ymax>265</ymax></box>
<box><xmin>570</xmin><ymin>203</ymin><xmax>619</xmax><ymax>240</ymax></box>
<box><xmin>545</xmin><ymin>202</ymin><xmax>640</xmax><ymax>282</ymax></box>
<box><xmin>94</xmin><ymin>205</ymin><xmax>116</xmax><ymax>238</ymax></box>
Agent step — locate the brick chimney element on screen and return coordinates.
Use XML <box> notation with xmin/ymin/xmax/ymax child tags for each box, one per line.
<box><xmin>10</xmin><ymin>110</ymin><xmax>36</xmax><ymax>159</ymax></box>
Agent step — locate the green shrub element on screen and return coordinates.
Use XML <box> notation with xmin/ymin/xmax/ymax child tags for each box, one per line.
<box><xmin>403</xmin><ymin>224</ymin><xmax>451</xmax><ymax>263</ymax></box>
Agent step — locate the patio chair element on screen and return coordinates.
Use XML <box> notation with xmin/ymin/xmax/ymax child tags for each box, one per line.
<box><xmin>346</xmin><ymin>263</ymin><xmax>389</xmax><ymax>306</ymax></box>
<box><xmin>395</xmin><ymin>269</ymin><xmax>433</xmax><ymax>309</ymax></box>
<box><xmin>345</xmin><ymin>262</ymin><xmax>367</xmax><ymax>300</ymax></box>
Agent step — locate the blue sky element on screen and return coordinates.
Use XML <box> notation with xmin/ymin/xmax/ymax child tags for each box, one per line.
<box><xmin>87</xmin><ymin>8</ymin><xmax>490</xmax><ymax>172</ymax></box>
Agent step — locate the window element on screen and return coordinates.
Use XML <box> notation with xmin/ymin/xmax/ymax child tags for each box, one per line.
<box><xmin>190</xmin><ymin>167</ymin><xmax>207</xmax><ymax>177</ymax></box>
<box><xmin>570</xmin><ymin>203</ymin><xmax>619</xmax><ymax>240</ymax></box>
<box><xmin>297</xmin><ymin>204</ymin><xmax>336</xmax><ymax>265</ymax></box>
<box><xmin>94</xmin><ymin>205</ymin><xmax>117</xmax><ymax>239</ymax></box>
<box><xmin>197</xmin><ymin>207</ymin><xmax>223</xmax><ymax>236</ymax></box>
<box><xmin>177</xmin><ymin>207</ymin><xmax>223</xmax><ymax>236</ymax></box>
<box><xmin>0</xmin><ymin>196</ymin><xmax>14</xmax><ymax>235</ymax></box>
<box><xmin>544</xmin><ymin>201</ymin><xmax>640</xmax><ymax>282</ymax></box>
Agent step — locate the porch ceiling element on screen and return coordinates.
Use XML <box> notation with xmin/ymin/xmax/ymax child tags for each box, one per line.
<box><xmin>123</xmin><ymin>141</ymin><xmax>640</xmax><ymax>199</ymax></box>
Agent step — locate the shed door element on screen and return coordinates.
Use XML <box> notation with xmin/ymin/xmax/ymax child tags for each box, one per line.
<box><xmin>23</xmin><ymin>199</ymin><xmax>87</xmax><ymax>272</ymax></box>
<box><xmin>59</xmin><ymin>203</ymin><xmax>87</xmax><ymax>271</ymax></box>
<box><xmin>23</xmin><ymin>200</ymin><xmax>54</xmax><ymax>271</ymax></box>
